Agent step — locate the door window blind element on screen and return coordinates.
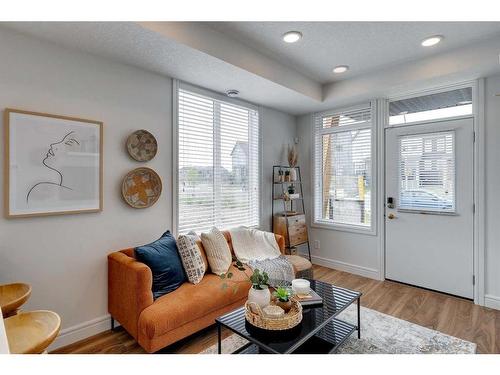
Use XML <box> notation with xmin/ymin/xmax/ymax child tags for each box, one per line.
<box><xmin>313</xmin><ymin>106</ymin><xmax>373</xmax><ymax>229</ymax></box>
<box><xmin>177</xmin><ymin>87</ymin><xmax>260</xmax><ymax>234</ymax></box>
<box><xmin>398</xmin><ymin>131</ymin><xmax>455</xmax><ymax>213</ymax></box>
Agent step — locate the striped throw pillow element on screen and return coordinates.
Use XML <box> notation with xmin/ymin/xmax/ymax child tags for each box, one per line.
<box><xmin>177</xmin><ymin>234</ymin><xmax>206</xmax><ymax>284</ymax></box>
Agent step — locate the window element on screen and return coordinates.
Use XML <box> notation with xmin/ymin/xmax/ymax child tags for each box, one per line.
<box><xmin>313</xmin><ymin>106</ymin><xmax>373</xmax><ymax>230</ymax></box>
<box><xmin>389</xmin><ymin>87</ymin><xmax>472</xmax><ymax>125</ymax></box>
<box><xmin>176</xmin><ymin>84</ymin><xmax>260</xmax><ymax>234</ymax></box>
<box><xmin>398</xmin><ymin>131</ymin><xmax>455</xmax><ymax>213</ymax></box>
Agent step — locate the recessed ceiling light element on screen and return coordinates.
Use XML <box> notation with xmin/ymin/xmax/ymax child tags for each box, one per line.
<box><xmin>421</xmin><ymin>35</ymin><xmax>443</xmax><ymax>47</ymax></box>
<box><xmin>226</xmin><ymin>89</ymin><xmax>239</xmax><ymax>97</ymax></box>
<box><xmin>282</xmin><ymin>31</ymin><xmax>302</xmax><ymax>43</ymax></box>
<box><xmin>332</xmin><ymin>65</ymin><xmax>349</xmax><ymax>74</ymax></box>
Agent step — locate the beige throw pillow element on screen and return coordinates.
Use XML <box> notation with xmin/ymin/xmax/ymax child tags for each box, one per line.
<box><xmin>200</xmin><ymin>228</ymin><xmax>232</xmax><ymax>275</ymax></box>
<box><xmin>177</xmin><ymin>234</ymin><xmax>206</xmax><ymax>284</ymax></box>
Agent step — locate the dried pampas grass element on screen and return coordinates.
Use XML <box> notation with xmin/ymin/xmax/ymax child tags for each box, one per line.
<box><xmin>287</xmin><ymin>144</ymin><xmax>298</xmax><ymax>167</ymax></box>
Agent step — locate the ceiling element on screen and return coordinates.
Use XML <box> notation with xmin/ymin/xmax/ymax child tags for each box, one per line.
<box><xmin>207</xmin><ymin>22</ymin><xmax>500</xmax><ymax>84</ymax></box>
<box><xmin>2</xmin><ymin>22</ymin><xmax>500</xmax><ymax>115</ymax></box>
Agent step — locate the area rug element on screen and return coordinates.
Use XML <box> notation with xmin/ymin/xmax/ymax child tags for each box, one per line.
<box><xmin>202</xmin><ymin>305</ymin><xmax>476</xmax><ymax>354</ymax></box>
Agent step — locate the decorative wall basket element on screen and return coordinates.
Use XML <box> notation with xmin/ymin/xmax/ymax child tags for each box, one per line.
<box><xmin>126</xmin><ymin>129</ymin><xmax>158</xmax><ymax>162</ymax></box>
<box><xmin>121</xmin><ymin>167</ymin><xmax>162</xmax><ymax>208</ymax></box>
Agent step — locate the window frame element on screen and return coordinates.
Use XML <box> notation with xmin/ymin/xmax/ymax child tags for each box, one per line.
<box><xmin>173</xmin><ymin>80</ymin><xmax>262</xmax><ymax>236</ymax></box>
<box><xmin>387</xmin><ymin>82</ymin><xmax>475</xmax><ymax>128</ymax></box>
<box><xmin>312</xmin><ymin>102</ymin><xmax>377</xmax><ymax>235</ymax></box>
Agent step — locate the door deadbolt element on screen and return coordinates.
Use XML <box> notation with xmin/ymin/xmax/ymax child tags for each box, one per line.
<box><xmin>387</xmin><ymin>213</ymin><xmax>396</xmax><ymax>220</ymax></box>
<box><xmin>387</xmin><ymin>197</ymin><xmax>395</xmax><ymax>209</ymax></box>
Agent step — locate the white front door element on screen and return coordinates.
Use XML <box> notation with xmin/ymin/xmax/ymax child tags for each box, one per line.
<box><xmin>385</xmin><ymin>117</ymin><xmax>474</xmax><ymax>299</ymax></box>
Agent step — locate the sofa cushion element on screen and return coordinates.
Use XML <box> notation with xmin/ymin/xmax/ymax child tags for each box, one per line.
<box><xmin>177</xmin><ymin>234</ymin><xmax>206</xmax><ymax>284</ymax></box>
<box><xmin>138</xmin><ymin>265</ymin><xmax>250</xmax><ymax>339</ymax></box>
<box><xmin>285</xmin><ymin>255</ymin><xmax>312</xmax><ymax>273</ymax></box>
<box><xmin>200</xmin><ymin>228</ymin><xmax>232</xmax><ymax>275</ymax></box>
<box><xmin>135</xmin><ymin>231</ymin><xmax>186</xmax><ymax>299</ymax></box>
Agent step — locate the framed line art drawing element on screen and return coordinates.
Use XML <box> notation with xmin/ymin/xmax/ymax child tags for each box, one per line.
<box><xmin>4</xmin><ymin>109</ymin><xmax>103</xmax><ymax>218</ymax></box>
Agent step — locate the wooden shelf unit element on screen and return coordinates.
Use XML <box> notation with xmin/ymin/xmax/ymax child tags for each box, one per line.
<box><xmin>271</xmin><ymin>165</ymin><xmax>311</xmax><ymax>261</ymax></box>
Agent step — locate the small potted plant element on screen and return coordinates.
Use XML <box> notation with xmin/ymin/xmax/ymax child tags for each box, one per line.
<box><xmin>273</xmin><ymin>286</ymin><xmax>292</xmax><ymax>312</ymax></box>
<box><xmin>221</xmin><ymin>260</ymin><xmax>270</xmax><ymax>308</ymax></box>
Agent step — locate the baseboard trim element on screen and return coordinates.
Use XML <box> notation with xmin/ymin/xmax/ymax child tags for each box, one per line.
<box><xmin>48</xmin><ymin>314</ymin><xmax>117</xmax><ymax>351</ymax></box>
<box><xmin>485</xmin><ymin>294</ymin><xmax>500</xmax><ymax>310</ymax></box>
<box><xmin>311</xmin><ymin>255</ymin><xmax>380</xmax><ymax>280</ymax></box>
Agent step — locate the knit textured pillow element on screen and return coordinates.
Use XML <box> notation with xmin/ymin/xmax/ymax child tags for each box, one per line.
<box><xmin>177</xmin><ymin>234</ymin><xmax>206</xmax><ymax>284</ymax></box>
<box><xmin>200</xmin><ymin>227</ymin><xmax>232</xmax><ymax>275</ymax></box>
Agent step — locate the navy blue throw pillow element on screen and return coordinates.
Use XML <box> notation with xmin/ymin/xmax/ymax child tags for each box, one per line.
<box><xmin>135</xmin><ymin>231</ymin><xmax>186</xmax><ymax>299</ymax></box>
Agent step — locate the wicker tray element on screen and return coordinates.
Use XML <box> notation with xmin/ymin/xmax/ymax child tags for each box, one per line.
<box><xmin>245</xmin><ymin>298</ymin><xmax>303</xmax><ymax>331</ymax></box>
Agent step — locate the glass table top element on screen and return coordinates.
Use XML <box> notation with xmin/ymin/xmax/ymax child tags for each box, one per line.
<box><xmin>216</xmin><ymin>279</ymin><xmax>361</xmax><ymax>354</ymax></box>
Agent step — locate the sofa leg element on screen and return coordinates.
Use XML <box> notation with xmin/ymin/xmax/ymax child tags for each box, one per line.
<box><xmin>111</xmin><ymin>317</ymin><xmax>115</xmax><ymax>331</ymax></box>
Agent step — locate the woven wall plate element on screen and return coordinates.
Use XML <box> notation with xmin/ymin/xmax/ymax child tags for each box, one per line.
<box><xmin>121</xmin><ymin>167</ymin><xmax>162</xmax><ymax>208</ymax></box>
<box><xmin>126</xmin><ymin>129</ymin><xmax>158</xmax><ymax>162</ymax></box>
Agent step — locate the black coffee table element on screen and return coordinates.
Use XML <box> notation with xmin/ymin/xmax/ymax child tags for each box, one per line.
<box><xmin>215</xmin><ymin>280</ymin><xmax>361</xmax><ymax>354</ymax></box>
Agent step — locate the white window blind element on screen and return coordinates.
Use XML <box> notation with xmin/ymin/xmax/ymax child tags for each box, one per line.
<box><xmin>398</xmin><ymin>131</ymin><xmax>455</xmax><ymax>213</ymax></box>
<box><xmin>177</xmin><ymin>86</ymin><xmax>260</xmax><ymax>234</ymax></box>
<box><xmin>313</xmin><ymin>106</ymin><xmax>373</xmax><ymax>229</ymax></box>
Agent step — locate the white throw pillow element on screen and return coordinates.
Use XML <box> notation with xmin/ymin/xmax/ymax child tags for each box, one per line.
<box><xmin>200</xmin><ymin>227</ymin><xmax>232</xmax><ymax>275</ymax></box>
<box><xmin>177</xmin><ymin>234</ymin><xmax>206</xmax><ymax>284</ymax></box>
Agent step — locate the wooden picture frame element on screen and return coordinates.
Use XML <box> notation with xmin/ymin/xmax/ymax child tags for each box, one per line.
<box><xmin>4</xmin><ymin>108</ymin><xmax>103</xmax><ymax>218</ymax></box>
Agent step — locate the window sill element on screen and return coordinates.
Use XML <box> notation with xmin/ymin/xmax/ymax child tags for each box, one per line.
<box><xmin>311</xmin><ymin>221</ymin><xmax>376</xmax><ymax>236</ymax></box>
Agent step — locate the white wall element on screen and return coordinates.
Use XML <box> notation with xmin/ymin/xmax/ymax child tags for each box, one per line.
<box><xmin>0</xmin><ymin>27</ymin><xmax>297</xmax><ymax>348</ymax></box>
<box><xmin>484</xmin><ymin>75</ymin><xmax>500</xmax><ymax>309</ymax></box>
<box><xmin>261</xmin><ymin>107</ymin><xmax>297</xmax><ymax>231</ymax></box>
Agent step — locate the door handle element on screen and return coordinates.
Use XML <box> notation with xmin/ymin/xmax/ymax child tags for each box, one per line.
<box><xmin>387</xmin><ymin>213</ymin><xmax>396</xmax><ymax>220</ymax></box>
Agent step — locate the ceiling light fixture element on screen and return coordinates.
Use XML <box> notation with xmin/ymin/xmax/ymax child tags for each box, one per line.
<box><xmin>421</xmin><ymin>35</ymin><xmax>444</xmax><ymax>47</ymax></box>
<box><xmin>282</xmin><ymin>31</ymin><xmax>302</xmax><ymax>43</ymax></box>
<box><xmin>332</xmin><ymin>65</ymin><xmax>349</xmax><ymax>74</ymax></box>
<box><xmin>226</xmin><ymin>89</ymin><xmax>239</xmax><ymax>97</ymax></box>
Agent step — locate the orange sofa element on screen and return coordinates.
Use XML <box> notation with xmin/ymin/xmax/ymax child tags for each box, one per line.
<box><xmin>108</xmin><ymin>231</ymin><xmax>311</xmax><ymax>353</ymax></box>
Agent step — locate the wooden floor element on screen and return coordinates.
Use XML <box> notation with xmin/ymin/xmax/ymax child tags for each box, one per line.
<box><xmin>52</xmin><ymin>265</ymin><xmax>500</xmax><ymax>354</ymax></box>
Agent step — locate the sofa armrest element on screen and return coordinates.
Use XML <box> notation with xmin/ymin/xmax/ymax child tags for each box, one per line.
<box><xmin>274</xmin><ymin>234</ymin><xmax>285</xmax><ymax>255</ymax></box>
<box><xmin>108</xmin><ymin>251</ymin><xmax>154</xmax><ymax>339</ymax></box>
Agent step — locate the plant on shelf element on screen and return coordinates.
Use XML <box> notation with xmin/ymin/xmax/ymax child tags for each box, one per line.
<box><xmin>220</xmin><ymin>260</ymin><xmax>271</xmax><ymax>307</ymax></box>
<box><xmin>273</xmin><ymin>286</ymin><xmax>292</xmax><ymax>312</ymax></box>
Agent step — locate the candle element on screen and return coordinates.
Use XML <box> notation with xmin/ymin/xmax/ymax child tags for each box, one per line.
<box><xmin>292</xmin><ymin>279</ymin><xmax>310</xmax><ymax>295</ymax></box>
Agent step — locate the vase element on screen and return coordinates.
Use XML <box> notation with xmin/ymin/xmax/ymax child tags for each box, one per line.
<box><xmin>275</xmin><ymin>299</ymin><xmax>292</xmax><ymax>313</ymax></box>
<box><xmin>289</xmin><ymin>167</ymin><xmax>297</xmax><ymax>181</ymax></box>
<box><xmin>248</xmin><ymin>286</ymin><xmax>271</xmax><ymax>308</ymax></box>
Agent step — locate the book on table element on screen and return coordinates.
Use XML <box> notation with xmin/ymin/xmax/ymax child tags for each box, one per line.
<box><xmin>295</xmin><ymin>289</ymin><xmax>323</xmax><ymax>306</ymax></box>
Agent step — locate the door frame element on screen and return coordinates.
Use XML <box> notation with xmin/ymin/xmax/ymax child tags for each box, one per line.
<box><xmin>376</xmin><ymin>79</ymin><xmax>485</xmax><ymax>306</ymax></box>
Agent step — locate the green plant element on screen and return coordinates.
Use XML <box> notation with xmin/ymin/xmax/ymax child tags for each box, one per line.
<box><xmin>249</xmin><ymin>269</ymin><xmax>269</xmax><ymax>290</ymax></box>
<box><xmin>220</xmin><ymin>259</ymin><xmax>269</xmax><ymax>293</ymax></box>
<box><xmin>273</xmin><ymin>286</ymin><xmax>291</xmax><ymax>302</ymax></box>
